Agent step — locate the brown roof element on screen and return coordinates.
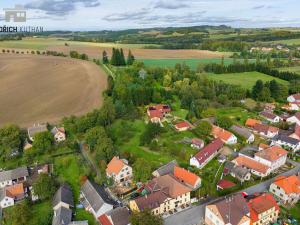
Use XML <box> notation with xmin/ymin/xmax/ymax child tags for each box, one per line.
<box><xmin>291</xmin><ymin>93</ymin><xmax>300</xmax><ymax>101</ymax></box>
<box><xmin>106</xmin><ymin>157</ymin><xmax>126</xmax><ymax>175</ymax></box>
<box><xmin>255</xmin><ymin>146</ymin><xmax>287</xmax><ymax>162</ymax></box>
<box><xmin>245</xmin><ymin>118</ymin><xmax>261</xmax><ymax>127</ymax></box>
<box><xmin>260</xmin><ymin>111</ymin><xmax>278</xmax><ymax>120</ymax></box>
<box><xmin>173</xmin><ymin>166</ymin><xmax>200</xmax><ymax>188</ymax></box>
<box><xmin>253</xmin><ymin>123</ymin><xmax>279</xmax><ymax>135</ymax></box>
<box><xmin>134</xmin><ymin>189</ymin><xmax>169</xmax><ymax>210</ymax></box>
<box><xmin>212</xmin><ymin>125</ymin><xmax>234</xmax><ymax>142</ymax></box>
<box><xmin>233</xmin><ymin>156</ymin><xmax>270</xmax><ymax>174</ymax></box>
<box><xmin>6</xmin><ymin>183</ymin><xmax>24</xmax><ymax>198</ymax></box>
<box><xmin>207</xmin><ymin>194</ymin><xmax>250</xmax><ymax>225</ymax></box>
<box><xmin>175</xmin><ymin>121</ymin><xmax>192</xmax><ymax>130</ymax></box>
<box><xmin>273</xmin><ymin>175</ymin><xmax>300</xmax><ymax>194</ymax></box>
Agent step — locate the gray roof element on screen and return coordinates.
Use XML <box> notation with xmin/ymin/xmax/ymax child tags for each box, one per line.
<box><xmin>273</xmin><ymin>134</ymin><xmax>300</xmax><ymax>145</ymax></box>
<box><xmin>0</xmin><ymin>188</ymin><xmax>5</xmax><ymax>201</ymax></box>
<box><xmin>53</xmin><ymin>184</ymin><xmax>74</xmax><ymax>208</ymax></box>
<box><xmin>68</xmin><ymin>222</ymin><xmax>88</xmax><ymax>225</ymax></box>
<box><xmin>152</xmin><ymin>160</ymin><xmax>178</xmax><ymax>177</ymax></box>
<box><xmin>106</xmin><ymin>207</ymin><xmax>130</xmax><ymax>225</ymax></box>
<box><xmin>27</xmin><ymin>124</ymin><xmax>48</xmax><ymax>138</ymax></box>
<box><xmin>0</xmin><ymin>167</ymin><xmax>29</xmax><ymax>182</ymax></box>
<box><xmin>231</xmin><ymin>166</ymin><xmax>250</xmax><ymax>180</ymax></box>
<box><xmin>81</xmin><ymin>180</ymin><xmax>117</xmax><ymax>213</ymax></box>
<box><xmin>231</xmin><ymin>125</ymin><xmax>253</xmax><ymax>139</ymax></box>
<box><xmin>52</xmin><ymin>206</ymin><xmax>72</xmax><ymax>225</ymax></box>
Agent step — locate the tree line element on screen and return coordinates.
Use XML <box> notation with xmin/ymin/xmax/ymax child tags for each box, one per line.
<box><xmin>103</xmin><ymin>48</ymin><xmax>135</xmax><ymax>66</ymax></box>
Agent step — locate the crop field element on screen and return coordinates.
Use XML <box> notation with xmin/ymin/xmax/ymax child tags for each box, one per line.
<box><xmin>0</xmin><ymin>54</ymin><xmax>107</xmax><ymax>127</ymax></box>
<box><xmin>141</xmin><ymin>58</ymin><xmax>256</xmax><ymax>69</ymax></box>
<box><xmin>207</xmin><ymin>71</ymin><xmax>289</xmax><ymax>89</ymax></box>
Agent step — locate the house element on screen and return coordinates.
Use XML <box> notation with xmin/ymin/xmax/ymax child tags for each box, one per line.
<box><xmin>98</xmin><ymin>207</ymin><xmax>130</xmax><ymax>225</ymax></box>
<box><xmin>205</xmin><ymin>193</ymin><xmax>250</xmax><ymax>225</ymax></box>
<box><xmin>252</xmin><ymin>124</ymin><xmax>279</xmax><ymax>138</ymax></box>
<box><xmin>174</xmin><ymin>121</ymin><xmax>192</xmax><ymax>132</ymax></box>
<box><xmin>269</xmin><ymin>175</ymin><xmax>300</xmax><ymax>205</ymax></box>
<box><xmin>27</xmin><ymin>124</ymin><xmax>48</xmax><ymax>141</ymax></box>
<box><xmin>287</xmin><ymin>93</ymin><xmax>300</xmax><ymax>103</ymax></box>
<box><xmin>0</xmin><ymin>166</ymin><xmax>29</xmax><ymax>188</ymax></box>
<box><xmin>230</xmin><ymin>125</ymin><xmax>254</xmax><ymax>143</ymax></box>
<box><xmin>106</xmin><ymin>157</ymin><xmax>132</xmax><ymax>185</ymax></box>
<box><xmin>173</xmin><ymin>166</ymin><xmax>201</xmax><ymax>190</ymax></box>
<box><xmin>254</xmin><ymin>146</ymin><xmax>288</xmax><ymax>171</ymax></box>
<box><xmin>52</xmin><ymin>184</ymin><xmax>88</xmax><ymax>225</ymax></box>
<box><xmin>80</xmin><ymin>179</ymin><xmax>117</xmax><ymax>219</ymax></box>
<box><xmin>287</xmin><ymin>112</ymin><xmax>300</xmax><ymax>125</ymax></box>
<box><xmin>129</xmin><ymin>174</ymin><xmax>192</xmax><ymax>216</ymax></box>
<box><xmin>260</xmin><ymin>111</ymin><xmax>281</xmax><ymax>123</ymax></box>
<box><xmin>232</xmin><ymin>156</ymin><xmax>271</xmax><ymax>177</ymax></box>
<box><xmin>147</xmin><ymin>104</ymin><xmax>171</xmax><ymax>123</ymax></box>
<box><xmin>271</xmin><ymin>134</ymin><xmax>300</xmax><ymax>152</ymax></box>
<box><xmin>284</xmin><ymin>102</ymin><xmax>300</xmax><ymax>111</ymax></box>
<box><xmin>190</xmin><ymin>138</ymin><xmax>204</xmax><ymax>149</ymax></box>
<box><xmin>190</xmin><ymin>139</ymin><xmax>224</xmax><ymax>169</ymax></box>
<box><xmin>258</xmin><ymin>143</ymin><xmax>270</xmax><ymax>151</ymax></box>
<box><xmin>53</xmin><ymin>184</ymin><xmax>74</xmax><ymax>211</ymax></box>
<box><xmin>247</xmin><ymin>193</ymin><xmax>279</xmax><ymax>225</ymax></box>
<box><xmin>0</xmin><ymin>183</ymin><xmax>25</xmax><ymax>208</ymax></box>
<box><xmin>245</xmin><ymin>119</ymin><xmax>261</xmax><ymax>128</ymax></box>
<box><xmin>289</xmin><ymin>124</ymin><xmax>300</xmax><ymax>140</ymax></box>
<box><xmin>51</xmin><ymin>127</ymin><xmax>66</xmax><ymax>142</ymax></box>
<box><xmin>152</xmin><ymin>160</ymin><xmax>178</xmax><ymax>177</ymax></box>
<box><xmin>216</xmin><ymin>179</ymin><xmax>236</xmax><ymax>190</ymax></box>
<box><xmin>212</xmin><ymin>125</ymin><xmax>237</xmax><ymax>145</ymax></box>
<box><xmin>223</xmin><ymin>161</ymin><xmax>251</xmax><ymax>183</ymax></box>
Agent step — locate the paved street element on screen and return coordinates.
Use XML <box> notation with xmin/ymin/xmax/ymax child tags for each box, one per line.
<box><xmin>165</xmin><ymin>161</ymin><xmax>300</xmax><ymax>225</ymax></box>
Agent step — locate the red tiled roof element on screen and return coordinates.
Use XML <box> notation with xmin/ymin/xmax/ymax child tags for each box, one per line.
<box><xmin>233</xmin><ymin>156</ymin><xmax>270</xmax><ymax>174</ymax></box>
<box><xmin>149</xmin><ymin>110</ymin><xmax>163</xmax><ymax>119</ymax></box>
<box><xmin>247</xmin><ymin>193</ymin><xmax>279</xmax><ymax>223</ymax></box>
<box><xmin>253</xmin><ymin>123</ymin><xmax>279</xmax><ymax>134</ymax></box>
<box><xmin>106</xmin><ymin>156</ymin><xmax>125</xmax><ymax>175</ymax></box>
<box><xmin>173</xmin><ymin>166</ymin><xmax>200</xmax><ymax>187</ymax></box>
<box><xmin>245</xmin><ymin>119</ymin><xmax>261</xmax><ymax>127</ymax></box>
<box><xmin>291</xmin><ymin>93</ymin><xmax>300</xmax><ymax>101</ymax></box>
<box><xmin>5</xmin><ymin>183</ymin><xmax>24</xmax><ymax>198</ymax></box>
<box><xmin>260</xmin><ymin>111</ymin><xmax>277</xmax><ymax>120</ymax></box>
<box><xmin>273</xmin><ymin>175</ymin><xmax>300</xmax><ymax>194</ymax></box>
<box><xmin>217</xmin><ymin>179</ymin><xmax>236</xmax><ymax>189</ymax></box>
<box><xmin>175</xmin><ymin>121</ymin><xmax>192</xmax><ymax>130</ymax></box>
<box><xmin>193</xmin><ymin>139</ymin><xmax>224</xmax><ymax>165</ymax></box>
<box><xmin>255</xmin><ymin>146</ymin><xmax>287</xmax><ymax>162</ymax></box>
<box><xmin>212</xmin><ymin>126</ymin><xmax>234</xmax><ymax>142</ymax></box>
<box><xmin>98</xmin><ymin>214</ymin><xmax>113</xmax><ymax>225</ymax></box>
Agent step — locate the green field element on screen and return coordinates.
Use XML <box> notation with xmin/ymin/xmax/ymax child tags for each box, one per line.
<box><xmin>0</xmin><ymin>37</ymin><xmax>156</xmax><ymax>50</ymax></box>
<box><xmin>141</xmin><ymin>58</ymin><xmax>256</xmax><ymax>70</ymax></box>
<box><xmin>207</xmin><ymin>71</ymin><xmax>289</xmax><ymax>89</ymax></box>
<box><xmin>278</xmin><ymin>66</ymin><xmax>300</xmax><ymax>74</ymax></box>
<box><xmin>266</xmin><ymin>38</ymin><xmax>300</xmax><ymax>45</ymax></box>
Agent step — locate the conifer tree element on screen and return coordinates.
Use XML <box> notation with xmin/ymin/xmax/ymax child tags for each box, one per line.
<box><xmin>102</xmin><ymin>50</ymin><xmax>109</xmax><ymax>64</ymax></box>
<box><xmin>127</xmin><ymin>50</ymin><xmax>135</xmax><ymax>65</ymax></box>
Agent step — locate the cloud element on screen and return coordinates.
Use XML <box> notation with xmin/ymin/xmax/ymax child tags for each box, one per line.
<box><xmin>25</xmin><ymin>0</ymin><xmax>101</xmax><ymax>16</ymax></box>
<box><xmin>104</xmin><ymin>8</ymin><xmax>151</xmax><ymax>21</ymax></box>
<box><xmin>154</xmin><ymin>0</ymin><xmax>189</xmax><ymax>9</ymax></box>
<box><xmin>252</xmin><ymin>5</ymin><xmax>265</xmax><ymax>10</ymax></box>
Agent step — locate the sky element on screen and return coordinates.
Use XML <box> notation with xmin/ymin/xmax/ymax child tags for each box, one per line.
<box><xmin>0</xmin><ymin>0</ymin><xmax>299</xmax><ymax>31</ymax></box>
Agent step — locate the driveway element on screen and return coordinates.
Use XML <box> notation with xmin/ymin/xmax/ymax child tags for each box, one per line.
<box><xmin>164</xmin><ymin>161</ymin><xmax>300</xmax><ymax>225</ymax></box>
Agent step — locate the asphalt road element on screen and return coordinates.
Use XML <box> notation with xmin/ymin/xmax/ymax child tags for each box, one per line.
<box><xmin>164</xmin><ymin>161</ymin><xmax>300</xmax><ymax>225</ymax></box>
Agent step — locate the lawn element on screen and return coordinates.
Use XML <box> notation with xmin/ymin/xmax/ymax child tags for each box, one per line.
<box><xmin>141</xmin><ymin>58</ymin><xmax>256</xmax><ymax>70</ymax></box>
<box><xmin>216</xmin><ymin>107</ymin><xmax>258</xmax><ymax>125</ymax></box>
<box><xmin>280</xmin><ymin>203</ymin><xmax>300</xmax><ymax>221</ymax></box>
<box><xmin>207</xmin><ymin>71</ymin><xmax>289</xmax><ymax>89</ymax></box>
<box><xmin>75</xmin><ymin>208</ymin><xmax>97</xmax><ymax>225</ymax></box>
<box><xmin>278</xmin><ymin>66</ymin><xmax>300</xmax><ymax>74</ymax></box>
<box><xmin>267</xmin><ymin>38</ymin><xmax>300</xmax><ymax>45</ymax></box>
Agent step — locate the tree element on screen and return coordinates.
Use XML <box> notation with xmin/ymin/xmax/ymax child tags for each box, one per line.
<box><xmin>252</xmin><ymin>80</ymin><xmax>264</xmax><ymax>99</ymax></box>
<box><xmin>4</xmin><ymin>200</ymin><xmax>31</xmax><ymax>225</ymax></box>
<box><xmin>0</xmin><ymin>124</ymin><xmax>22</xmax><ymax>160</ymax></box>
<box><xmin>133</xmin><ymin>158</ymin><xmax>153</xmax><ymax>182</ymax></box>
<box><xmin>140</xmin><ymin>123</ymin><xmax>163</xmax><ymax>146</ymax></box>
<box><xmin>127</xmin><ymin>50</ymin><xmax>135</xmax><ymax>65</ymax></box>
<box><xmin>258</xmin><ymin>87</ymin><xmax>272</xmax><ymax>102</ymax></box>
<box><xmin>130</xmin><ymin>209</ymin><xmax>163</xmax><ymax>225</ymax></box>
<box><xmin>120</xmin><ymin>48</ymin><xmax>126</xmax><ymax>66</ymax></box>
<box><xmin>85</xmin><ymin>126</ymin><xmax>107</xmax><ymax>150</ymax></box>
<box><xmin>216</xmin><ymin>116</ymin><xmax>233</xmax><ymax>129</ymax></box>
<box><xmin>95</xmin><ymin>137</ymin><xmax>115</xmax><ymax>162</ymax></box>
<box><xmin>195</xmin><ymin>121</ymin><xmax>212</xmax><ymax>136</ymax></box>
<box><xmin>102</xmin><ymin>50</ymin><xmax>109</xmax><ymax>64</ymax></box>
<box><xmin>32</xmin><ymin>131</ymin><xmax>54</xmax><ymax>152</ymax></box>
<box><xmin>201</xmin><ymin>108</ymin><xmax>216</xmax><ymax>118</ymax></box>
<box><xmin>32</xmin><ymin>174</ymin><xmax>56</xmax><ymax>200</ymax></box>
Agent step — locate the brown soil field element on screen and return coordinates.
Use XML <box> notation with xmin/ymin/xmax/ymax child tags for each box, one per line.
<box><xmin>47</xmin><ymin>46</ymin><xmax>227</xmax><ymax>59</ymax></box>
<box><xmin>0</xmin><ymin>54</ymin><xmax>107</xmax><ymax>127</ymax></box>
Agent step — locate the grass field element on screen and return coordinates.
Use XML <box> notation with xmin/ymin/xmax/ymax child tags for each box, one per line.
<box><xmin>207</xmin><ymin>71</ymin><xmax>289</xmax><ymax>89</ymax></box>
<box><xmin>266</xmin><ymin>38</ymin><xmax>300</xmax><ymax>45</ymax></box>
<box><xmin>141</xmin><ymin>58</ymin><xmax>256</xmax><ymax>69</ymax></box>
<box><xmin>278</xmin><ymin>66</ymin><xmax>300</xmax><ymax>74</ymax></box>
<box><xmin>0</xmin><ymin>54</ymin><xmax>107</xmax><ymax>127</ymax></box>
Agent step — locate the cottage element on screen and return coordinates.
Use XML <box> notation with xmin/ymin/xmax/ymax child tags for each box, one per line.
<box><xmin>260</xmin><ymin>111</ymin><xmax>281</xmax><ymax>123</ymax></box>
<box><xmin>252</xmin><ymin>124</ymin><xmax>279</xmax><ymax>138</ymax></box>
<box><xmin>230</xmin><ymin>125</ymin><xmax>254</xmax><ymax>143</ymax></box>
<box><xmin>287</xmin><ymin>112</ymin><xmax>300</xmax><ymax>125</ymax></box>
<box><xmin>147</xmin><ymin>104</ymin><xmax>171</xmax><ymax>123</ymax></box>
<box><xmin>254</xmin><ymin>146</ymin><xmax>287</xmax><ymax>171</ymax></box>
<box><xmin>271</xmin><ymin>134</ymin><xmax>300</xmax><ymax>152</ymax></box>
<box><xmin>173</xmin><ymin>166</ymin><xmax>201</xmax><ymax>190</ymax></box>
<box><xmin>247</xmin><ymin>193</ymin><xmax>279</xmax><ymax>225</ymax></box>
<box><xmin>212</xmin><ymin>125</ymin><xmax>237</xmax><ymax>145</ymax></box>
<box><xmin>106</xmin><ymin>156</ymin><xmax>132</xmax><ymax>185</ymax></box>
<box><xmin>205</xmin><ymin>193</ymin><xmax>250</xmax><ymax>225</ymax></box>
<box><xmin>129</xmin><ymin>174</ymin><xmax>192</xmax><ymax>216</ymax></box>
<box><xmin>269</xmin><ymin>175</ymin><xmax>300</xmax><ymax>205</ymax></box>
<box><xmin>0</xmin><ymin>166</ymin><xmax>28</xmax><ymax>188</ymax></box>
<box><xmin>27</xmin><ymin>124</ymin><xmax>48</xmax><ymax>141</ymax></box>
<box><xmin>190</xmin><ymin>138</ymin><xmax>204</xmax><ymax>149</ymax></box>
<box><xmin>232</xmin><ymin>156</ymin><xmax>271</xmax><ymax>177</ymax></box>
<box><xmin>174</xmin><ymin>121</ymin><xmax>192</xmax><ymax>132</ymax></box>
<box><xmin>80</xmin><ymin>179</ymin><xmax>117</xmax><ymax>219</ymax></box>
<box><xmin>98</xmin><ymin>207</ymin><xmax>130</xmax><ymax>225</ymax></box>
<box><xmin>190</xmin><ymin>139</ymin><xmax>224</xmax><ymax>169</ymax></box>
<box><xmin>224</xmin><ymin>161</ymin><xmax>251</xmax><ymax>183</ymax></box>
<box><xmin>51</xmin><ymin>127</ymin><xmax>66</xmax><ymax>142</ymax></box>
<box><xmin>0</xmin><ymin>183</ymin><xmax>25</xmax><ymax>208</ymax></box>
<box><xmin>152</xmin><ymin>160</ymin><xmax>178</xmax><ymax>177</ymax></box>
